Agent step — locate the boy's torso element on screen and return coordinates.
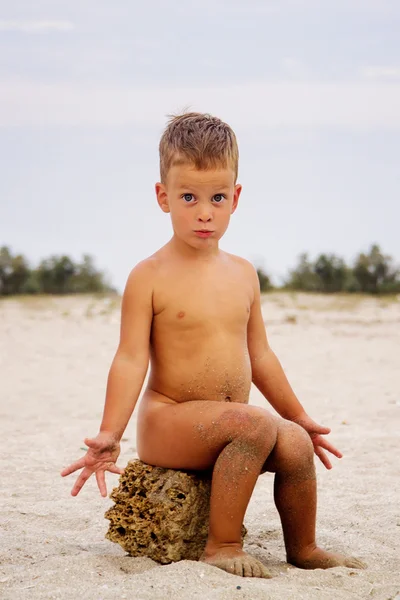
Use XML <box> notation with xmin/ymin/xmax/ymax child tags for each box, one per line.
<box><xmin>146</xmin><ymin>249</ymin><xmax>254</xmax><ymax>404</ymax></box>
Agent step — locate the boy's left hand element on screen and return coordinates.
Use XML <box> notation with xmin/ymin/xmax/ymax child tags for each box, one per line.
<box><xmin>292</xmin><ymin>413</ymin><xmax>343</xmax><ymax>469</ymax></box>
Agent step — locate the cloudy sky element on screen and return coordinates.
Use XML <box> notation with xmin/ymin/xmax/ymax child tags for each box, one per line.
<box><xmin>1</xmin><ymin>0</ymin><xmax>399</xmax><ymax>289</ymax></box>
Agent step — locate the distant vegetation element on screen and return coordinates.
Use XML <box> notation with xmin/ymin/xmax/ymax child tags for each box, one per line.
<box><xmin>1</xmin><ymin>243</ymin><xmax>399</xmax><ymax>297</ymax></box>
<box><xmin>258</xmin><ymin>244</ymin><xmax>400</xmax><ymax>295</ymax></box>
<box><xmin>0</xmin><ymin>246</ymin><xmax>115</xmax><ymax>296</ymax></box>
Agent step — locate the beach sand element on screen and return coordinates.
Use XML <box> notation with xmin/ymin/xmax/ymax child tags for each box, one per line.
<box><xmin>1</xmin><ymin>293</ymin><xmax>399</xmax><ymax>600</ymax></box>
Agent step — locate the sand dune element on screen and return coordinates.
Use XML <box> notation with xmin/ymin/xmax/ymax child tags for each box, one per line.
<box><xmin>1</xmin><ymin>293</ymin><xmax>399</xmax><ymax>599</ymax></box>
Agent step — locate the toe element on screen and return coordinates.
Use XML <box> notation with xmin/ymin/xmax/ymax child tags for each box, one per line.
<box><xmin>213</xmin><ymin>559</ymin><xmax>234</xmax><ymax>575</ymax></box>
<box><xmin>346</xmin><ymin>557</ymin><xmax>366</xmax><ymax>569</ymax></box>
<box><xmin>250</xmin><ymin>560</ymin><xmax>262</xmax><ymax>578</ymax></box>
<box><xmin>234</xmin><ymin>558</ymin><xmax>244</xmax><ymax>577</ymax></box>
<box><xmin>259</xmin><ymin>562</ymin><xmax>272</xmax><ymax>579</ymax></box>
<box><xmin>242</xmin><ymin>560</ymin><xmax>253</xmax><ymax>578</ymax></box>
<box><xmin>224</xmin><ymin>560</ymin><xmax>236</xmax><ymax>576</ymax></box>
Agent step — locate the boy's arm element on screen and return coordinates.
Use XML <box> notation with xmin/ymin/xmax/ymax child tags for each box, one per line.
<box><xmin>99</xmin><ymin>259</ymin><xmax>154</xmax><ymax>441</ymax></box>
<box><xmin>246</xmin><ymin>266</ymin><xmax>304</xmax><ymax>421</ymax></box>
<box><xmin>61</xmin><ymin>260</ymin><xmax>154</xmax><ymax>496</ymax></box>
<box><xmin>246</xmin><ymin>264</ymin><xmax>342</xmax><ymax>468</ymax></box>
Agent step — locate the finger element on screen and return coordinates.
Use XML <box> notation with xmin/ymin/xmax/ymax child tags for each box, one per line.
<box><xmin>107</xmin><ymin>464</ymin><xmax>124</xmax><ymax>475</ymax></box>
<box><xmin>96</xmin><ymin>471</ymin><xmax>107</xmax><ymax>497</ymax></box>
<box><xmin>71</xmin><ymin>467</ymin><xmax>93</xmax><ymax>496</ymax></box>
<box><xmin>316</xmin><ymin>437</ymin><xmax>343</xmax><ymax>459</ymax></box>
<box><xmin>312</xmin><ymin>423</ymin><xmax>331</xmax><ymax>435</ymax></box>
<box><xmin>60</xmin><ymin>458</ymin><xmax>86</xmax><ymax>477</ymax></box>
<box><xmin>84</xmin><ymin>437</ymin><xmax>102</xmax><ymax>449</ymax></box>
<box><xmin>315</xmin><ymin>447</ymin><xmax>332</xmax><ymax>470</ymax></box>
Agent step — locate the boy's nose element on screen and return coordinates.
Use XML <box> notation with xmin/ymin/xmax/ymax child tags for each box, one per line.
<box><xmin>197</xmin><ymin>211</ymin><xmax>213</xmax><ymax>222</ymax></box>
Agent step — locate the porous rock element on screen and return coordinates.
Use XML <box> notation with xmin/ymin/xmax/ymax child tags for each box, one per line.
<box><xmin>105</xmin><ymin>459</ymin><xmax>247</xmax><ymax>564</ymax></box>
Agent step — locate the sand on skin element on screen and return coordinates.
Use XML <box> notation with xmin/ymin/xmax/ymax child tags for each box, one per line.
<box><xmin>0</xmin><ymin>293</ymin><xmax>399</xmax><ymax>600</ymax></box>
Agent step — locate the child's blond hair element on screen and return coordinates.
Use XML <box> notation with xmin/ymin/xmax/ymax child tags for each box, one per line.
<box><xmin>159</xmin><ymin>112</ymin><xmax>239</xmax><ymax>183</ymax></box>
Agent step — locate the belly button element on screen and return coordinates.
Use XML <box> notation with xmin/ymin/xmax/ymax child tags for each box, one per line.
<box><xmin>225</xmin><ymin>395</ymin><xmax>231</xmax><ymax>402</ymax></box>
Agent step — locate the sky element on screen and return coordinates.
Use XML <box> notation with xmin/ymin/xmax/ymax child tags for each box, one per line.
<box><xmin>1</xmin><ymin>0</ymin><xmax>399</xmax><ymax>290</ymax></box>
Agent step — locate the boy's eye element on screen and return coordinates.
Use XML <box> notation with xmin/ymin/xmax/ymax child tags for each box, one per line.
<box><xmin>183</xmin><ymin>194</ymin><xmax>194</xmax><ymax>203</ymax></box>
<box><xmin>213</xmin><ymin>194</ymin><xmax>225</xmax><ymax>203</ymax></box>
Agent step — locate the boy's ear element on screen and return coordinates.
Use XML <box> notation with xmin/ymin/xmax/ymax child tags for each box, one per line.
<box><xmin>155</xmin><ymin>182</ymin><xmax>170</xmax><ymax>213</ymax></box>
<box><xmin>231</xmin><ymin>184</ymin><xmax>242</xmax><ymax>214</ymax></box>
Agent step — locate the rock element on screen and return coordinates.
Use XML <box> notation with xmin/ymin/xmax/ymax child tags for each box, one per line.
<box><xmin>105</xmin><ymin>459</ymin><xmax>247</xmax><ymax>564</ymax></box>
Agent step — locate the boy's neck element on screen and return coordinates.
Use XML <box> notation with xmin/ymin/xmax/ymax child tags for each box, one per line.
<box><xmin>168</xmin><ymin>235</ymin><xmax>221</xmax><ymax>261</ymax></box>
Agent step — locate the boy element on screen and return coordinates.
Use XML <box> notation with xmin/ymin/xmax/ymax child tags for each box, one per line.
<box><xmin>61</xmin><ymin>113</ymin><xmax>364</xmax><ymax>578</ymax></box>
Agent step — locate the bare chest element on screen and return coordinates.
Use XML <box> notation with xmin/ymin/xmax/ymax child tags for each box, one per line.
<box><xmin>153</xmin><ymin>268</ymin><xmax>252</xmax><ymax>332</ymax></box>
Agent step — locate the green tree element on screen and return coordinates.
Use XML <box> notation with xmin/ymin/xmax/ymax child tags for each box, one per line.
<box><xmin>21</xmin><ymin>270</ymin><xmax>41</xmax><ymax>294</ymax></box>
<box><xmin>0</xmin><ymin>246</ymin><xmax>30</xmax><ymax>295</ymax></box>
<box><xmin>314</xmin><ymin>254</ymin><xmax>348</xmax><ymax>293</ymax></box>
<box><xmin>0</xmin><ymin>246</ymin><xmax>13</xmax><ymax>295</ymax></box>
<box><xmin>0</xmin><ymin>247</ymin><xmax>114</xmax><ymax>296</ymax></box>
<box><xmin>71</xmin><ymin>254</ymin><xmax>111</xmax><ymax>293</ymax></box>
<box><xmin>285</xmin><ymin>253</ymin><xmax>319</xmax><ymax>291</ymax></box>
<box><xmin>256</xmin><ymin>267</ymin><xmax>273</xmax><ymax>292</ymax></box>
<box><xmin>352</xmin><ymin>244</ymin><xmax>397</xmax><ymax>294</ymax></box>
<box><xmin>8</xmin><ymin>254</ymin><xmax>30</xmax><ymax>294</ymax></box>
<box><xmin>36</xmin><ymin>255</ymin><xmax>76</xmax><ymax>294</ymax></box>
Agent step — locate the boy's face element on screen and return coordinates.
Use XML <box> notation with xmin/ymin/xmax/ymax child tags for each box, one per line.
<box><xmin>156</xmin><ymin>163</ymin><xmax>242</xmax><ymax>250</ymax></box>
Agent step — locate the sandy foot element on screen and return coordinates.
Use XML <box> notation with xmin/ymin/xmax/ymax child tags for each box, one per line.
<box><xmin>288</xmin><ymin>546</ymin><xmax>366</xmax><ymax>570</ymax></box>
<box><xmin>200</xmin><ymin>546</ymin><xmax>272</xmax><ymax>578</ymax></box>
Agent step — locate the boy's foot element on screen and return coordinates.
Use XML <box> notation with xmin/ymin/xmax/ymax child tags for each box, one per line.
<box><xmin>288</xmin><ymin>546</ymin><xmax>366</xmax><ymax>570</ymax></box>
<box><xmin>200</xmin><ymin>546</ymin><xmax>271</xmax><ymax>578</ymax></box>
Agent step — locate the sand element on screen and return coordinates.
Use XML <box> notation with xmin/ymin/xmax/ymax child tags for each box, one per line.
<box><xmin>0</xmin><ymin>292</ymin><xmax>399</xmax><ymax>600</ymax></box>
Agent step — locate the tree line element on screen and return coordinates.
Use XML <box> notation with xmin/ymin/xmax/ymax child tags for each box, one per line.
<box><xmin>257</xmin><ymin>244</ymin><xmax>400</xmax><ymax>294</ymax></box>
<box><xmin>0</xmin><ymin>246</ymin><xmax>114</xmax><ymax>296</ymax></box>
<box><xmin>1</xmin><ymin>243</ymin><xmax>399</xmax><ymax>297</ymax></box>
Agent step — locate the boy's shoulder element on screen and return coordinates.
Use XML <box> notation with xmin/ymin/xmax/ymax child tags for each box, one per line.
<box><xmin>123</xmin><ymin>253</ymin><xmax>161</xmax><ymax>294</ymax></box>
<box><xmin>124</xmin><ymin>245</ymin><xmax>174</xmax><ymax>289</ymax></box>
<box><xmin>129</xmin><ymin>244</ymin><xmax>172</xmax><ymax>273</ymax></box>
<box><xmin>222</xmin><ymin>251</ymin><xmax>259</xmax><ymax>280</ymax></box>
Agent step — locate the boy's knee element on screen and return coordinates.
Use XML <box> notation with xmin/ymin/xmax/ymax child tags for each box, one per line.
<box><xmin>243</xmin><ymin>409</ymin><xmax>279</xmax><ymax>457</ymax></box>
<box><xmin>217</xmin><ymin>407</ymin><xmax>277</xmax><ymax>454</ymax></box>
<box><xmin>276</xmin><ymin>421</ymin><xmax>314</xmax><ymax>472</ymax></box>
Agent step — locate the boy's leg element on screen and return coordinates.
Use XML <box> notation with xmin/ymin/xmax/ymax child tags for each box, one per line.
<box><xmin>137</xmin><ymin>393</ymin><xmax>278</xmax><ymax>577</ymax></box>
<box><xmin>263</xmin><ymin>420</ymin><xmax>365</xmax><ymax>569</ymax></box>
<box><xmin>202</xmin><ymin>410</ymin><xmax>276</xmax><ymax>577</ymax></box>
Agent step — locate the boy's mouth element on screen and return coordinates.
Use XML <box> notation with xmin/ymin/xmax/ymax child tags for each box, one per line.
<box><xmin>194</xmin><ymin>230</ymin><xmax>214</xmax><ymax>238</ymax></box>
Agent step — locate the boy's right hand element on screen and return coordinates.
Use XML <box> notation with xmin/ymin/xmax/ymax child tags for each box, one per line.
<box><xmin>60</xmin><ymin>432</ymin><xmax>124</xmax><ymax>497</ymax></box>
